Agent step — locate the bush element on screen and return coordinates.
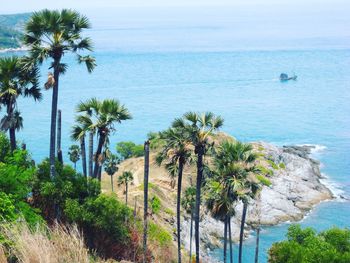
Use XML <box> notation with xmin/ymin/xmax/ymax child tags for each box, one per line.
<box><xmin>279</xmin><ymin>163</ymin><xmax>286</xmax><ymax>169</ymax></box>
<box><xmin>267</xmin><ymin>160</ymin><xmax>279</xmax><ymax>170</ymax></box>
<box><xmin>268</xmin><ymin>224</ymin><xmax>350</xmax><ymax>263</ymax></box>
<box><xmin>0</xmin><ymin>132</ymin><xmax>10</xmax><ymax>162</ymax></box>
<box><xmin>148</xmin><ymin>221</ymin><xmax>172</xmax><ymax>247</ymax></box>
<box><xmin>150</xmin><ymin>196</ymin><xmax>161</xmax><ymax>215</ymax></box>
<box><xmin>256</xmin><ymin>175</ymin><xmax>272</xmax><ymax>187</ymax></box>
<box><xmin>116</xmin><ymin>141</ymin><xmax>144</xmax><ymax>160</ymax></box>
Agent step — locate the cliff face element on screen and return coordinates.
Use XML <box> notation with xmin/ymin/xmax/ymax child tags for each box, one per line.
<box><xmin>101</xmin><ymin>134</ymin><xmax>333</xmax><ymax>261</ymax></box>
<box><xmin>180</xmin><ymin>142</ymin><xmax>333</xmax><ymax>256</ymax></box>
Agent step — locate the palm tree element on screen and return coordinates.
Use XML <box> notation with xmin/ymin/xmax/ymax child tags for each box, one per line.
<box><xmin>71</xmin><ymin>124</ymin><xmax>87</xmax><ymax>176</ymax></box>
<box><xmin>76</xmin><ymin>98</ymin><xmax>131</xmax><ymax>180</ymax></box>
<box><xmin>118</xmin><ymin>171</ymin><xmax>134</xmax><ymax>205</ymax></box>
<box><xmin>173</xmin><ymin>112</ymin><xmax>224</xmax><ymax>263</ymax></box>
<box><xmin>205</xmin><ymin>180</ymin><xmax>234</xmax><ymax>263</ymax></box>
<box><xmin>104</xmin><ymin>153</ymin><xmax>120</xmax><ymax>192</ymax></box>
<box><xmin>23</xmin><ymin>9</ymin><xmax>96</xmax><ymax>177</ymax></box>
<box><xmin>143</xmin><ymin>140</ymin><xmax>150</xmax><ymax>263</ymax></box>
<box><xmin>156</xmin><ymin>127</ymin><xmax>193</xmax><ymax>263</ymax></box>
<box><xmin>215</xmin><ymin>141</ymin><xmax>261</xmax><ymax>263</ymax></box>
<box><xmin>181</xmin><ymin>186</ymin><xmax>196</xmax><ymax>263</ymax></box>
<box><xmin>0</xmin><ymin>56</ymin><xmax>41</xmax><ymax>151</ymax></box>
<box><xmin>68</xmin><ymin>144</ymin><xmax>80</xmax><ymax>170</ymax></box>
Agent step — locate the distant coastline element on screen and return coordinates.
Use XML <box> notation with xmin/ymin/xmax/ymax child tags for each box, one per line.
<box><xmin>0</xmin><ymin>46</ymin><xmax>28</xmax><ymax>53</ymax></box>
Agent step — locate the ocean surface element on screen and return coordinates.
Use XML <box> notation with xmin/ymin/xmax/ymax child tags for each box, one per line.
<box><xmin>1</xmin><ymin>14</ymin><xmax>350</xmax><ymax>262</ymax></box>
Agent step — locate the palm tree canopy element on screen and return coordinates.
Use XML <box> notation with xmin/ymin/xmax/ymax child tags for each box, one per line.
<box><xmin>172</xmin><ymin>112</ymin><xmax>224</xmax><ymax>152</ymax></box>
<box><xmin>104</xmin><ymin>153</ymin><xmax>120</xmax><ymax>176</ymax></box>
<box><xmin>0</xmin><ymin>56</ymin><xmax>41</xmax><ymax>105</ymax></box>
<box><xmin>68</xmin><ymin>144</ymin><xmax>81</xmax><ymax>163</ymax></box>
<box><xmin>0</xmin><ymin>110</ymin><xmax>23</xmax><ymax>132</ymax></box>
<box><xmin>76</xmin><ymin>98</ymin><xmax>132</xmax><ymax>140</ymax></box>
<box><xmin>181</xmin><ymin>186</ymin><xmax>196</xmax><ymax>214</ymax></box>
<box><xmin>23</xmin><ymin>9</ymin><xmax>96</xmax><ymax>73</ymax></box>
<box><xmin>118</xmin><ymin>171</ymin><xmax>134</xmax><ymax>186</ymax></box>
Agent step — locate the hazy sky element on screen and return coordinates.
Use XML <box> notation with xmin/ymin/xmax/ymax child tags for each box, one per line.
<box><xmin>1</xmin><ymin>0</ymin><xmax>349</xmax><ymax>50</ymax></box>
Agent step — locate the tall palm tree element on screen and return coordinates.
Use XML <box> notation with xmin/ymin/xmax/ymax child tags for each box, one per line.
<box><xmin>23</xmin><ymin>9</ymin><xmax>96</xmax><ymax>177</ymax></box>
<box><xmin>71</xmin><ymin>124</ymin><xmax>87</xmax><ymax>176</ymax></box>
<box><xmin>156</xmin><ymin>127</ymin><xmax>193</xmax><ymax>263</ymax></box>
<box><xmin>215</xmin><ymin>141</ymin><xmax>261</xmax><ymax>263</ymax></box>
<box><xmin>118</xmin><ymin>171</ymin><xmax>134</xmax><ymax>205</ymax></box>
<box><xmin>143</xmin><ymin>140</ymin><xmax>150</xmax><ymax>263</ymax></box>
<box><xmin>173</xmin><ymin>112</ymin><xmax>224</xmax><ymax>263</ymax></box>
<box><xmin>0</xmin><ymin>56</ymin><xmax>41</xmax><ymax>151</ymax></box>
<box><xmin>181</xmin><ymin>186</ymin><xmax>196</xmax><ymax>263</ymax></box>
<box><xmin>76</xmin><ymin>98</ymin><xmax>131</xmax><ymax>180</ymax></box>
<box><xmin>104</xmin><ymin>153</ymin><xmax>120</xmax><ymax>192</ymax></box>
<box><xmin>68</xmin><ymin>144</ymin><xmax>80</xmax><ymax>170</ymax></box>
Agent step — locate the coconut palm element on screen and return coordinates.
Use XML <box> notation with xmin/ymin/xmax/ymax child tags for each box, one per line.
<box><xmin>23</xmin><ymin>9</ymin><xmax>96</xmax><ymax>177</ymax></box>
<box><xmin>104</xmin><ymin>153</ymin><xmax>120</xmax><ymax>192</ymax></box>
<box><xmin>118</xmin><ymin>171</ymin><xmax>134</xmax><ymax>205</ymax></box>
<box><xmin>181</xmin><ymin>186</ymin><xmax>196</xmax><ymax>263</ymax></box>
<box><xmin>71</xmin><ymin>124</ymin><xmax>87</xmax><ymax>176</ymax></box>
<box><xmin>68</xmin><ymin>144</ymin><xmax>80</xmax><ymax>170</ymax></box>
<box><xmin>76</xmin><ymin>98</ymin><xmax>131</xmax><ymax>180</ymax></box>
<box><xmin>156</xmin><ymin>127</ymin><xmax>193</xmax><ymax>263</ymax></box>
<box><xmin>173</xmin><ymin>112</ymin><xmax>224</xmax><ymax>263</ymax></box>
<box><xmin>0</xmin><ymin>56</ymin><xmax>40</xmax><ymax>151</ymax></box>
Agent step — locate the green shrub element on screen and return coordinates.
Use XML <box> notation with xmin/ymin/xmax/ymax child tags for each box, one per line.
<box><xmin>148</xmin><ymin>221</ymin><xmax>172</xmax><ymax>246</ymax></box>
<box><xmin>0</xmin><ymin>132</ymin><xmax>10</xmax><ymax>162</ymax></box>
<box><xmin>150</xmin><ymin>196</ymin><xmax>161</xmax><ymax>215</ymax></box>
<box><xmin>0</xmin><ymin>192</ymin><xmax>17</xmax><ymax>222</ymax></box>
<box><xmin>116</xmin><ymin>141</ymin><xmax>144</xmax><ymax>160</ymax></box>
<box><xmin>257</xmin><ymin>165</ymin><xmax>274</xmax><ymax>176</ymax></box>
<box><xmin>65</xmin><ymin>194</ymin><xmax>132</xmax><ymax>242</ymax></box>
<box><xmin>279</xmin><ymin>163</ymin><xmax>286</xmax><ymax>169</ymax></box>
<box><xmin>268</xmin><ymin>225</ymin><xmax>350</xmax><ymax>263</ymax></box>
<box><xmin>164</xmin><ymin>208</ymin><xmax>175</xmax><ymax>216</ymax></box>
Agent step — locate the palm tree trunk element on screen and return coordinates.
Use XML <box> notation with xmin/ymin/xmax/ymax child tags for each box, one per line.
<box><xmin>49</xmin><ymin>65</ymin><xmax>60</xmax><ymax>178</ymax></box>
<box><xmin>126</xmin><ymin>183</ymin><xmax>128</xmax><ymax>205</ymax></box>
<box><xmin>224</xmin><ymin>216</ymin><xmax>228</xmax><ymax>263</ymax></box>
<box><xmin>177</xmin><ymin>160</ymin><xmax>184</xmax><ymax>263</ymax></box>
<box><xmin>7</xmin><ymin>103</ymin><xmax>16</xmax><ymax>151</ymax></box>
<box><xmin>143</xmin><ymin>140</ymin><xmax>150</xmax><ymax>263</ymax></box>
<box><xmin>80</xmin><ymin>136</ymin><xmax>87</xmax><ymax>177</ymax></box>
<box><xmin>9</xmin><ymin>127</ymin><xmax>16</xmax><ymax>152</ymax></box>
<box><xmin>111</xmin><ymin>175</ymin><xmax>114</xmax><ymax>192</ymax></box>
<box><xmin>88</xmin><ymin>131</ymin><xmax>93</xmax><ymax>177</ymax></box>
<box><xmin>93</xmin><ymin>132</ymin><xmax>105</xmax><ymax>179</ymax></box>
<box><xmin>254</xmin><ymin>225</ymin><xmax>260</xmax><ymax>263</ymax></box>
<box><xmin>194</xmin><ymin>149</ymin><xmax>204</xmax><ymax>263</ymax></box>
<box><xmin>57</xmin><ymin>109</ymin><xmax>63</xmax><ymax>164</ymax></box>
<box><xmin>189</xmin><ymin>209</ymin><xmax>194</xmax><ymax>263</ymax></box>
<box><xmin>229</xmin><ymin>216</ymin><xmax>233</xmax><ymax>263</ymax></box>
<box><xmin>239</xmin><ymin>202</ymin><xmax>248</xmax><ymax>263</ymax></box>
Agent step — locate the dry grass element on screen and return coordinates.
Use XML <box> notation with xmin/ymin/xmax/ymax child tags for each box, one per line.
<box><xmin>0</xmin><ymin>222</ymin><xmax>103</xmax><ymax>263</ymax></box>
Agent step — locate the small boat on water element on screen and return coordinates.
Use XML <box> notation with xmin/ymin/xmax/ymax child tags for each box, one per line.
<box><xmin>280</xmin><ymin>73</ymin><xmax>297</xmax><ymax>81</ymax></box>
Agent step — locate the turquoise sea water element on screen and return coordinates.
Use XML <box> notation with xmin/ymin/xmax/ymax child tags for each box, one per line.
<box><xmin>1</xmin><ymin>29</ymin><xmax>350</xmax><ymax>262</ymax></box>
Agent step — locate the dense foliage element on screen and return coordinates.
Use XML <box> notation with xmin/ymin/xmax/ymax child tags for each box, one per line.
<box><xmin>116</xmin><ymin>141</ymin><xmax>144</xmax><ymax>160</ymax></box>
<box><xmin>268</xmin><ymin>224</ymin><xmax>350</xmax><ymax>263</ymax></box>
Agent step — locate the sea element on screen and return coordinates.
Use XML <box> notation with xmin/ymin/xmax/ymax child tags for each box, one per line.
<box><xmin>1</xmin><ymin>5</ymin><xmax>350</xmax><ymax>262</ymax></box>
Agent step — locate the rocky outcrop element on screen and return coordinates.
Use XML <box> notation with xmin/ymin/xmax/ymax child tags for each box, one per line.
<box><xmin>180</xmin><ymin>142</ymin><xmax>333</xmax><ymax>258</ymax></box>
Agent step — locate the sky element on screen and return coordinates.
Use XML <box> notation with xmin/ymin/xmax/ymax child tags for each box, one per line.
<box><xmin>1</xmin><ymin>0</ymin><xmax>349</xmax><ymax>51</ymax></box>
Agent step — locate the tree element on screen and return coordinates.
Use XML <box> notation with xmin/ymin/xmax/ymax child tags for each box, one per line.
<box><xmin>76</xmin><ymin>98</ymin><xmax>131</xmax><ymax>180</ymax></box>
<box><xmin>71</xmin><ymin>124</ymin><xmax>87</xmax><ymax>176</ymax></box>
<box><xmin>268</xmin><ymin>225</ymin><xmax>350</xmax><ymax>263</ymax></box>
<box><xmin>214</xmin><ymin>141</ymin><xmax>261</xmax><ymax>263</ymax></box>
<box><xmin>104</xmin><ymin>153</ymin><xmax>120</xmax><ymax>192</ymax></box>
<box><xmin>156</xmin><ymin>127</ymin><xmax>193</xmax><ymax>263</ymax></box>
<box><xmin>181</xmin><ymin>186</ymin><xmax>196</xmax><ymax>263</ymax></box>
<box><xmin>68</xmin><ymin>144</ymin><xmax>81</xmax><ymax>170</ymax></box>
<box><xmin>143</xmin><ymin>141</ymin><xmax>150</xmax><ymax>263</ymax></box>
<box><xmin>173</xmin><ymin>112</ymin><xmax>224</xmax><ymax>263</ymax></box>
<box><xmin>0</xmin><ymin>56</ymin><xmax>41</xmax><ymax>151</ymax></box>
<box><xmin>116</xmin><ymin>141</ymin><xmax>144</xmax><ymax>160</ymax></box>
<box><xmin>118</xmin><ymin>171</ymin><xmax>134</xmax><ymax>205</ymax></box>
<box><xmin>24</xmin><ymin>9</ymin><xmax>96</xmax><ymax>177</ymax></box>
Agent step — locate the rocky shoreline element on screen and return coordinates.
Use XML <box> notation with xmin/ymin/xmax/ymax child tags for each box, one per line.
<box><xmin>180</xmin><ymin>142</ymin><xmax>334</xmax><ymax>260</ymax></box>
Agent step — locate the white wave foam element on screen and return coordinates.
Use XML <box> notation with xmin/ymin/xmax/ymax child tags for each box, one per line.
<box><xmin>298</xmin><ymin>144</ymin><xmax>327</xmax><ymax>155</ymax></box>
<box><xmin>319</xmin><ymin>173</ymin><xmax>347</xmax><ymax>201</ymax></box>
